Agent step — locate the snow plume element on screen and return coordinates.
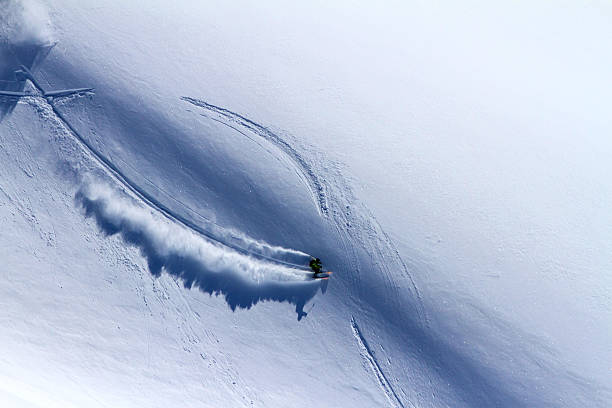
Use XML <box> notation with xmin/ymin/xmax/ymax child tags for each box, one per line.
<box><xmin>0</xmin><ymin>0</ymin><xmax>54</xmax><ymax>46</ymax></box>
<box><xmin>206</xmin><ymin>221</ymin><xmax>311</xmax><ymax>267</ymax></box>
<box><xmin>76</xmin><ymin>181</ymin><xmax>321</xmax><ymax>319</ymax></box>
<box><xmin>0</xmin><ymin>0</ymin><xmax>54</xmax><ymax>82</ymax></box>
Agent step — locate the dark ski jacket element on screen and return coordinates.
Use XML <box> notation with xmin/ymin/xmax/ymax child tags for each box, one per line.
<box><xmin>310</xmin><ymin>258</ymin><xmax>323</xmax><ymax>273</ymax></box>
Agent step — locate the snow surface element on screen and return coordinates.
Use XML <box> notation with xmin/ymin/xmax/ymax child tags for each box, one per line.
<box><xmin>1</xmin><ymin>0</ymin><xmax>611</xmax><ymax>407</ymax></box>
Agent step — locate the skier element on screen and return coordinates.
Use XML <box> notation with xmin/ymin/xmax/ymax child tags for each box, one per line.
<box><xmin>309</xmin><ymin>257</ymin><xmax>323</xmax><ymax>275</ymax></box>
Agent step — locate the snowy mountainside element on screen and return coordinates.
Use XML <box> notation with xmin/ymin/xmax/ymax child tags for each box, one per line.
<box><xmin>1</xmin><ymin>1</ymin><xmax>611</xmax><ymax>407</ymax></box>
<box><xmin>0</xmin><ymin>75</ymin><xmax>392</xmax><ymax>407</ymax></box>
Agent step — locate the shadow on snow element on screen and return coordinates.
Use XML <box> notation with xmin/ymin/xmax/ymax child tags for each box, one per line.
<box><xmin>0</xmin><ymin>41</ymin><xmax>54</xmax><ymax>121</ymax></box>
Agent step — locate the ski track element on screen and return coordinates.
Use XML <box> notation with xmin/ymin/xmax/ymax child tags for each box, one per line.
<box><xmin>18</xmin><ymin>79</ymin><xmax>312</xmax><ymax>273</ymax></box>
<box><xmin>350</xmin><ymin>316</ymin><xmax>409</xmax><ymax>408</ymax></box>
<box><xmin>181</xmin><ymin>96</ymin><xmax>329</xmax><ymax>217</ymax></box>
<box><xmin>181</xmin><ymin>96</ymin><xmax>429</xmax><ymax>328</ymax></box>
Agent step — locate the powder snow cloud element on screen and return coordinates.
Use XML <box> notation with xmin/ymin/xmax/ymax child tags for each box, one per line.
<box><xmin>76</xmin><ymin>181</ymin><xmax>321</xmax><ymax>319</ymax></box>
<box><xmin>0</xmin><ymin>0</ymin><xmax>55</xmax><ymax>46</ymax></box>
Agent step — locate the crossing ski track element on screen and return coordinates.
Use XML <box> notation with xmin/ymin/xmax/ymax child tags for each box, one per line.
<box><xmin>20</xmin><ymin>78</ymin><xmax>314</xmax><ymax>274</ymax></box>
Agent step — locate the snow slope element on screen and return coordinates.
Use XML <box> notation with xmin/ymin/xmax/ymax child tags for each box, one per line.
<box><xmin>1</xmin><ymin>0</ymin><xmax>611</xmax><ymax>407</ymax></box>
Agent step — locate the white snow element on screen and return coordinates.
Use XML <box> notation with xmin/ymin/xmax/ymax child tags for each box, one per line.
<box><xmin>1</xmin><ymin>0</ymin><xmax>611</xmax><ymax>407</ymax></box>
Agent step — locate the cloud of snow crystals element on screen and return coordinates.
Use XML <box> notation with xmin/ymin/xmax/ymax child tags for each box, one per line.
<box><xmin>76</xmin><ymin>181</ymin><xmax>319</xmax><ymax>319</ymax></box>
<box><xmin>0</xmin><ymin>0</ymin><xmax>55</xmax><ymax>45</ymax></box>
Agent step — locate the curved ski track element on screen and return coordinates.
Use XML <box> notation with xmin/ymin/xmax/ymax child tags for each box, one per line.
<box><xmin>181</xmin><ymin>96</ymin><xmax>329</xmax><ymax>217</ymax></box>
<box><xmin>22</xmin><ymin>82</ymin><xmax>313</xmax><ymax>273</ymax></box>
